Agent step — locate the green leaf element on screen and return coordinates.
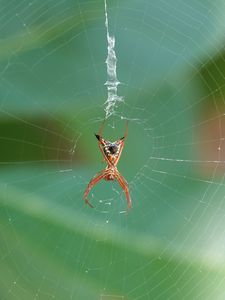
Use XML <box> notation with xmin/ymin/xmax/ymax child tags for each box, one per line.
<box><xmin>1</xmin><ymin>0</ymin><xmax>225</xmax><ymax>116</ymax></box>
<box><xmin>1</xmin><ymin>1</ymin><xmax>225</xmax><ymax>299</ymax></box>
<box><xmin>1</xmin><ymin>168</ymin><xmax>225</xmax><ymax>299</ymax></box>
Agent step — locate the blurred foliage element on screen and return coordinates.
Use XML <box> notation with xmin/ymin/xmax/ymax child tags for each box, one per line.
<box><xmin>1</xmin><ymin>1</ymin><xmax>225</xmax><ymax>299</ymax></box>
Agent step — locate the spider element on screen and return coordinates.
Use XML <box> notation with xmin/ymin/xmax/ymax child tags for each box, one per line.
<box><xmin>83</xmin><ymin>122</ymin><xmax>132</xmax><ymax>209</ymax></box>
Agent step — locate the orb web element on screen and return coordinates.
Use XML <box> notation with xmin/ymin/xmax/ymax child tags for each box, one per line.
<box><xmin>1</xmin><ymin>1</ymin><xmax>225</xmax><ymax>299</ymax></box>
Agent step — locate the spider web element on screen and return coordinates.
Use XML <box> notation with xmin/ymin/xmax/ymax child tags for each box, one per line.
<box><xmin>1</xmin><ymin>0</ymin><xmax>225</xmax><ymax>299</ymax></box>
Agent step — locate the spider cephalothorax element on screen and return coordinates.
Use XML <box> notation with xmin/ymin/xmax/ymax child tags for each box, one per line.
<box><xmin>84</xmin><ymin>122</ymin><xmax>131</xmax><ymax>209</ymax></box>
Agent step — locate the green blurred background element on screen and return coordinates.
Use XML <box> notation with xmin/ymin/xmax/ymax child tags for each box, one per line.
<box><xmin>1</xmin><ymin>0</ymin><xmax>225</xmax><ymax>299</ymax></box>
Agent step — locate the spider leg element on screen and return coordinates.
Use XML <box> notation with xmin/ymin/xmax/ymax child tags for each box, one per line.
<box><xmin>115</xmin><ymin>170</ymin><xmax>132</xmax><ymax>209</ymax></box>
<box><xmin>123</xmin><ymin>120</ymin><xmax>129</xmax><ymax>139</ymax></box>
<box><xmin>84</xmin><ymin>170</ymin><xmax>105</xmax><ymax>208</ymax></box>
<box><xmin>98</xmin><ymin>119</ymin><xmax>106</xmax><ymax>136</ymax></box>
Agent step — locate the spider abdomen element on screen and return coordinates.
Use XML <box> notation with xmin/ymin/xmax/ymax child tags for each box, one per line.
<box><xmin>108</xmin><ymin>144</ymin><xmax>118</xmax><ymax>154</ymax></box>
<box><xmin>104</xmin><ymin>143</ymin><xmax>120</xmax><ymax>157</ymax></box>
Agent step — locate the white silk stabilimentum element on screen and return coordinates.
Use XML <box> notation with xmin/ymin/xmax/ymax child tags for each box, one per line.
<box><xmin>104</xmin><ymin>0</ymin><xmax>123</xmax><ymax>119</ymax></box>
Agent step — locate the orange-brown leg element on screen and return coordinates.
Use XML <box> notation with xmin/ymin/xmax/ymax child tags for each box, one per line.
<box><xmin>84</xmin><ymin>170</ymin><xmax>105</xmax><ymax>208</ymax></box>
<box><xmin>98</xmin><ymin>119</ymin><xmax>106</xmax><ymax>136</ymax></box>
<box><xmin>115</xmin><ymin>171</ymin><xmax>132</xmax><ymax>209</ymax></box>
<box><xmin>123</xmin><ymin>120</ymin><xmax>128</xmax><ymax>139</ymax></box>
